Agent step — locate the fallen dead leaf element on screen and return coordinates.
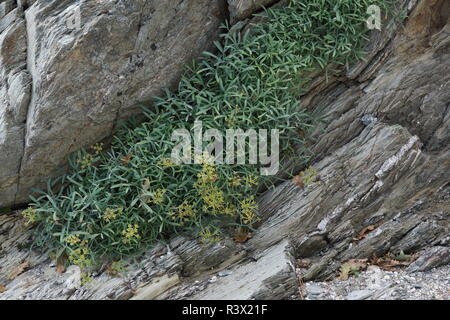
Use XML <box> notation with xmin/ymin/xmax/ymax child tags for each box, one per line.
<box><xmin>339</xmin><ymin>264</ymin><xmax>352</xmax><ymax>280</ymax></box>
<box><xmin>9</xmin><ymin>261</ymin><xmax>30</xmax><ymax>280</ymax></box>
<box><xmin>368</xmin><ymin>251</ymin><xmax>417</xmax><ymax>271</ymax></box>
<box><xmin>234</xmin><ymin>230</ymin><xmax>252</xmax><ymax>243</ymax></box>
<box><xmin>292</xmin><ymin>174</ymin><xmax>305</xmax><ymax>190</ymax></box>
<box><xmin>353</xmin><ymin>224</ymin><xmax>377</xmax><ymax>241</ymax></box>
<box><xmin>0</xmin><ymin>285</ymin><xmax>7</xmax><ymax>293</ymax></box>
<box><xmin>339</xmin><ymin>259</ymin><xmax>368</xmax><ymax>280</ymax></box>
<box><xmin>121</xmin><ymin>153</ymin><xmax>132</xmax><ymax>166</ymax></box>
<box><xmin>56</xmin><ymin>262</ymin><xmax>65</xmax><ymax>274</ymax></box>
<box><xmin>53</xmin><ymin>253</ymin><xmax>68</xmax><ymax>273</ymax></box>
<box><xmin>56</xmin><ymin>259</ymin><xmax>66</xmax><ymax>274</ymax></box>
<box><xmin>296</xmin><ymin>127</ymin><xmax>307</xmax><ymax>139</ymax></box>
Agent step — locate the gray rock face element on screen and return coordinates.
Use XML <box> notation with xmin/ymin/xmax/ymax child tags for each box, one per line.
<box><xmin>227</xmin><ymin>0</ymin><xmax>280</xmax><ymax>23</ymax></box>
<box><xmin>0</xmin><ymin>5</ymin><xmax>30</xmax><ymax>207</ymax></box>
<box><xmin>407</xmin><ymin>246</ymin><xmax>450</xmax><ymax>273</ymax></box>
<box><xmin>0</xmin><ymin>0</ymin><xmax>227</xmax><ymax>207</ymax></box>
<box><xmin>0</xmin><ymin>0</ymin><xmax>448</xmax><ymax>300</ymax></box>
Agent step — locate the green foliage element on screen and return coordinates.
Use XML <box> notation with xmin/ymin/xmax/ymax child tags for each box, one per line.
<box><xmin>25</xmin><ymin>0</ymin><xmax>397</xmax><ymax>268</ymax></box>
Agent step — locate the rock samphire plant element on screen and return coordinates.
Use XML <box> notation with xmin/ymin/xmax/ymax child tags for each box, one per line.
<box><xmin>24</xmin><ymin>0</ymin><xmax>396</xmax><ymax>271</ymax></box>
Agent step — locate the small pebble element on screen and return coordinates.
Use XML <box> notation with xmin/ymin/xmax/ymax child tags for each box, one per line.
<box><xmin>306</xmin><ymin>284</ymin><xmax>324</xmax><ymax>295</ymax></box>
<box><xmin>361</xmin><ymin>114</ymin><xmax>378</xmax><ymax>126</ymax></box>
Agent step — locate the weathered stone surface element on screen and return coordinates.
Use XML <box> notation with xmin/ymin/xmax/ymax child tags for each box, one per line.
<box><xmin>164</xmin><ymin>240</ymin><xmax>297</xmax><ymax>300</ymax></box>
<box><xmin>227</xmin><ymin>0</ymin><xmax>280</xmax><ymax>23</ymax></box>
<box><xmin>0</xmin><ymin>0</ymin><xmax>448</xmax><ymax>300</ymax></box>
<box><xmin>0</xmin><ymin>1</ymin><xmax>15</xmax><ymax>19</ymax></box>
<box><xmin>0</xmin><ymin>6</ymin><xmax>29</xmax><ymax>207</ymax></box>
<box><xmin>0</xmin><ymin>0</ymin><xmax>227</xmax><ymax>207</ymax></box>
<box><xmin>407</xmin><ymin>246</ymin><xmax>450</xmax><ymax>273</ymax></box>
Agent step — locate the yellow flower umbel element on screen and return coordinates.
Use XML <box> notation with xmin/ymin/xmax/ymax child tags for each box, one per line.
<box><xmin>197</xmin><ymin>165</ymin><xmax>218</xmax><ymax>184</ymax></box>
<box><xmin>228</xmin><ymin>174</ymin><xmax>243</xmax><ymax>187</ymax></box>
<box><xmin>76</xmin><ymin>153</ymin><xmax>94</xmax><ymax>169</ymax></box>
<box><xmin>244</xmin><ymin>174</ymin><xmax>259</xmax><ymax>187</ymax></box>
<box><xmin>225</xmin><ymin>105</ymin><xmax>240</xmax><ymax>128</ymax></box>
<box><xmin>21</xmin><ymin>207</ymin><xmax>38</xmax><ymax>226</ymax></box>
<box><xmin>80</xmin><ymin>272</ymin><xmax>93</xmax><ymax>286</ymax></box>
<box><xmin>301</xmin><ymin>166</ymin><xmax>318</xmax><ymax>186</ymax></box>
<box><xmin>158</xmin><ymin>157</ymin><xmax>176</xmax><ymax>168</ymax></box>
<box><xmin>198</xmin><ymin>227</ymin><xmax>221</xmax><ymax>244</ymax></box>
<box><xmin>221</xmin><ymin>202</ymin><xmax>237</xmax><ymax>216</ymax></box>
<box><xmin>149</xmin><ymin>189</ymin><xmax>167</xmax><ymax>205</ymax></box>
<box><xmin>91</xmin><ymin>143</ymin><xmax>103</xmax><ymax>156</ymax></box>
<box><xmin>102</xmin><ymin>207</ymin><xmax>123</xmax><ymax>223</ymax></box>
<box><xmin>65</xmin><ymin>235</ymin><xmax>92</xmax><ymax>285</ymax></box>
<box><xmin>195</xmin><ymin>152</ymin><xmax>218</xmax><ymax>184</ymax></box>
<box><xmin>225</xmin><ymin>115</ymin><xmax>236</xmax><ymax>128</ymax></box>
<box><xmin>65</xmin><ymin>234</ymin><xmax>81</xmax><ymax>246</ymax></box>
<box><xmin>199</xmin><ymin>185</ymin><xmax>226</xmax><ymax>213</ymax></box>
<box><xmin>170</xmin><ymin>201</ymin><xmax>196</xmax><ymax>224</ymax></box>
<box><xmin>122</xmin><ymin>224</ymin><xmax>141</xmax><ymax>244</ymax></box>
<box><xmin>68</xmin><ymin>245</ymin><xmax>91</xmax><ymax>269</ymax></box>
<box><xmin>194</xmin><ymin>152</ymin><xmax>229</xmax><ymax>214</ymax></box>
<box><xmin>110</xmin><ymin>261</ymin><xmax>125</xmax><ymax>274</ymax></box>
<box><xmin>66</xmin><ymin>235</ymin><xmax>91</xmax><ymax>268</ymax></box>
<box><xmin>240</xmin><ymin>196</ymin><xmax>259</xmax><ymax>225</ymax></box>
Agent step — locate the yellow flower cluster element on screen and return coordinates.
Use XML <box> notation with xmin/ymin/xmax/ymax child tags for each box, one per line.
<box><xmin>68</xmin><ymin>247</ymin><xmax>91</xmax><ymax>269</ymax></box>
<box><xmin>197</xmin><ymin>164</ymin><xmax>218</xmax><ymax>184</ymax></box>
<box><xmin>195</xmin><ymin>153</ymin><xmax>217</xmax><ymax>184</ymax></box>
<box><xmin>221</xmin><ymin>202</ymin><xmax>237</xmax><ymax>216</ymax></box>
<box><xmin>110</xmin><ymin>261</ymin><xmax>125</xmax><ymax>274</ymax></box>
<box><xmin>102</xmin><ymin>207</ymin><xmax>123</xmax><ymax>223</ymax></box>
<box><xmin>199</xmin><ymin>185</ymin><xmax>226</xmax><ymax>213</ymax></box>
<box><xmin>195</xmin><ymin>152</ymin><xmax>215</xmax><ymax>165</ymax></box>
<box><xmin>65</xmin><ymin>234</ymin><xmax>81</xmax><ymax>246</ymax></box>
<box><xmin>194</xmin><ymin>153</ymin><xmax>238</xmax><ymax>216</ymax></box>
<box><xmin>91</xmin><ymin>143</ymin><xmax>103</xmax><ymax>156</ymax></box>
<box><xmin>21</xmin><ymin>207</ymin><xmax>38</xmax><ymax>226</ymax></box>
<box><xmin>229</xmin><ymin>173</ymin><xmax>259</xmax><ymax>188</ymax></box>
<box><xmin>158</xmin><ymin>157</ymin><xmax>176</xmax><ymax>168</ymax></box>
<box><xmin>65</xmin><ymin>233</ymin><xmax>90</xmax><ymax>268</ymax></box>
<box><xmin>80</xmin><ymin>272</ymin><xmax>93</xmax><ymax>286</ymax></box>
<box><xmin>149</xmin><ymin>189</ymin><xmax>167</xmax><ymax>205</ymax></box>
<box><xmin>244</xmin><ymin>174</ymin><xmax>259</xmax><ymax>187</ymax></box>
<box><xmin>198</xmin><ymin>227</ymin><xmax>221</xmax><ymax>244</ymax></box>
<box><xmin>240</xmin><ymin>196</ymin><xmax>259</xmax><ymax>225</ymax></box>
<box><xmin>301</xmin><ymin>166</ymin><xmax>318</xmax><ymax>186</ymax></box>
<box><xmin>170</xmin><ymin>201</ymin><xmax>196</xmax><ymax>224</ymax></box>
<box><xmin>76</xmin><ymin>153</ymin><xmax>94</xmax><ymax>169</ymax></box>
<box><xmin>122</xmin><ymin>224</ymin><xmax>141</xmax><ymax>244</ymax></box>
<box><xmin>225</xmin><ymin>105</ymin><xmax>241</xmax><ymax>128</ymax></box>
<box><xmin>225</xmin><ymin>115</ymin><xmax>236</xmax><ymax>127</ymax></box>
